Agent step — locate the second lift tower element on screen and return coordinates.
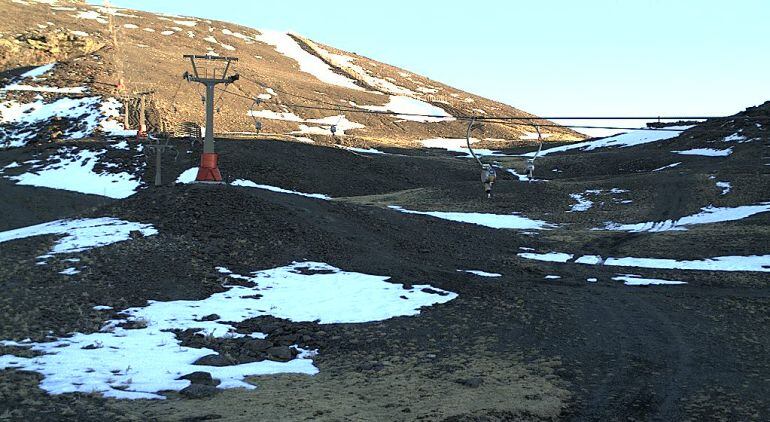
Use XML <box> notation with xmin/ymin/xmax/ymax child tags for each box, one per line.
<box><xmin>182</xmin><ymin>54</ymin><xmax>239</xmax><ymax>182</ymax></box>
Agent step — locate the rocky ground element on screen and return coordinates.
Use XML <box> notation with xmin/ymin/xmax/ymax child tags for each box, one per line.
<box><xmin>0</xmin><ymin>104</ymin><xmax>769</xmax><ymax>421</ymax></box>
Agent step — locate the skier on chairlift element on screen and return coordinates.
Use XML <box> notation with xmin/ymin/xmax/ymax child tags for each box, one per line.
<box><xmin>481</xmin><ymin>164</ymin><xmax>496</xmax><ymax>198</ymax></box>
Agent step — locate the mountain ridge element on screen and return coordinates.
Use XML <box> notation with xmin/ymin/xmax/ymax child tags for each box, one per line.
<box><xmin>0</xmin><ymin>0</ymin><xmax>585</xmax><ymax>148</ymax></box>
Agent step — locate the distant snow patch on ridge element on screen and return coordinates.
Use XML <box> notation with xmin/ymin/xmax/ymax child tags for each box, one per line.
<box><xmin>0</xmin><ymin>217</ymin><xmax>157</xmax><ymax>255</ymax></box>
<box><xmin>0</xmin><ymin>262</ymin><xmax>455</xmax><ymax>399</ymax></box>
<box><xmin>5</xmin><ymin>147</ymin><xmax>142</xmax><ymax>198</ymax></box>
<box><xmin>390</xmin><ymin>206</ymin><xmax>555</xmax><ymax>230</ymax></box>
<box><xmin>254</xmin><ymin>30</ymin><xmax>363</xmax><ymax>91</ymax></box>
<box><xmin>600</xmin><ymin>203</ymin><xmax>770</xmax><ymax>232</ymax></box>
<box><xmin>526</xmin><ymin>127</ymin><xmax>691</xmax><ymax>157</ymax></box>
<box><xmin>231</xmin><ymin>179</ymin><xmax>331</xmax><ymax>200</ymax></box>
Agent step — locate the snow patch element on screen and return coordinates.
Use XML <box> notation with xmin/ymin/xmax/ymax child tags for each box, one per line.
<box><xmin>389</xmin><ymin>206</ymin><xmax>556</xmax><ymax>230</ymax></box>
<box><xmin>231</xmin><ymin>179</ymin><xmax>331</xmax><ymax>200</ymax></box>
<box><xmin>6</xmin><ymin>148</ymin><xmax>142</xmax><ymax>199</ymax></box>
<box><xmin>600</xmin><ymin>203</ymin><xmax>770</xmax><ymax>232</ymax></box>
<box><xmin>0</xmin><ymin>217</ymin><xmax>157</xmax><ymax>255</ymax></box>
<box><xmin>254</xmin><ymin>30</ymin><xmax>363</xmax><ymax>91</ymax></box>
<box><xmin>673</xmin><ymin>148</ymin><xmax>733</xmax><ymax>157</ymax></box>
<box><xmin>527</xmin><ymin>127</ymin><xmax>691</xmax><ymax>157</ymax></box>
<box><xmin>359</xmin><ymin>96</ymin><xmax>454</xmax><ymax>123</ymax></box>
<box><xmin>612</xmin><ymin>274</ymin><xmax>686</xmax><ymax>286</ymax></box>
<box><xmin>0</xmin><ymin>262</ymin><xmax>455</xmax><ymax>399</ymax></box>
<box><xmin>459</xmin><ymin>270</ymin><xmax>502</xmax><ymax>278</ymax></box>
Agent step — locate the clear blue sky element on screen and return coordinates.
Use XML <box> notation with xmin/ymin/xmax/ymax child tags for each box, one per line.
<box><xmin>101</xmin><ymin>0</ymin><xmax>769</xmax><ymax>130</ymax></box>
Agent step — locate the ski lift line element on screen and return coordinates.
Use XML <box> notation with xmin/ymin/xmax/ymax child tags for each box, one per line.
<box><xmin>211</xmin><ymin>86</ymin><xmax>767</xmax><ymax>132</ymax></box>
<box><xmin>465</xmin><ymin>117</ymin><xmax>484</xmax><ymax>168</ymax></box>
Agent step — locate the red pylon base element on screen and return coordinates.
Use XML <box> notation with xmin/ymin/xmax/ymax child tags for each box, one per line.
<box><xmin>196</xmin><ymin>152</ymin><xmax>222</xmax><ymax>182</ymax></box>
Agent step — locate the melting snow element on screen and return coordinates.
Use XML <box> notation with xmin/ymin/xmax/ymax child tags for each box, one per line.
<box><xmin>176</xmin><ymin>167</ymin><xmax>198</xmax><ymax>184</ymax></box>
<box><xmin>59</xmin><ymin>267</ymin><xmax>80</xmax><ymax>275</ymax></box>
<box><xmin>612</xmin><ymin>274</ymin><xmax>686</xmax><ymax>286</ymax></box>
<box><xmin>1</xmin><ymin>63</ymin><xmax>85</xmax><ymax>94</ymax></box>
<box><xmin>344</xmin><ymin>147</ymin><xmax>386</xmax><ymax>155</ymax></box>
<box><xmin>231</xmin><ymin>179</ymin><xmax>331</xmax><ymax>200</ymax></box>
<box><xmin>6</xmin><ymin>148</ymin><xmax>142</xmax><ymax>199</ymax></box>
<box><xmin>652</xmin><ymin>162</ymin><xmax>682</xmax><ymax>172</ymax></box>
<box><xmin>716</xmin><ymin>181</ymin><xmax>731</xmax><ymax>195</ymax></box>
<box><xmin>248</xmin><ymin>110</ymin><xmax>304</xmax><ymax>122</ymax></box>
<box><xmin>526</xmin><ymin>127</ymin><xmax>690</xmax><ymax>157</ymax></box>
<box><xmin>0</xmin><ymin>217</ymin><xmax>157</xmax><ymax>255</ymax></box>
<box><xmin>517</xmin><ymin>252</ymin><xmax>573</xmax><ymax>263</ymax></box>
<box><xmin>723</xmin><ymin>133</ymin><xmax>749</xmax><ymax>143</ymax></box>
<box><xmin>173</xmin><ymin>20</ymin><xmax>197</xmax><ymax>27</ymax></box>
<box><xmin>673</xmin><ymin>147</ymin><xmax>733</xmax><ymax>157</ymax></box>
<box><xmin>459</xmin><ymin>270</ymin><xmax>502</xmax><ymax>278</ymax></box>
<box><xmin>0</xmin><ymin>262</ymin><xmax>455</xmax><ymax>399</ymax></box>
<box><xmin>519</xmin><ymin>251</ymin><xmax>770</xmax><ymax>272</ymax></box>
<box><xmin>568</xmin><ymin>193</ymin><xmax>593</xmax><ymax>212</ymax></box>
<box><xmin>600</xmin><ymin>203</ymin><xmax>770</xmax><ymax>232</ymax></box>
<box><xmin>390</xmin><ymin>206</ymin><xmax>555</xmax><ymax>230</ymax></box>
<box><xmin>0</xmin><ymin>95</ymin><xmax>136</xmax><ymax>147</ymax></box>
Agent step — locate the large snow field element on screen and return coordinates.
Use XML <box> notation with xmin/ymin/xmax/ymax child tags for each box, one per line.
<box><xmin>0</xmin><ymin>262</ymin><xmax>456</xmax><ymax>399</ymax></box>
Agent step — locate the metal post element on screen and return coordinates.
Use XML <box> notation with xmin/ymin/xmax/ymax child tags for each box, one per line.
<box><xmin>139</xmin><ymin>94</ymin><xmax>147</xmax><ymax>137</ymax></box>
<box><xmin>182</xmin><ymin>54</ymin><xmax>239</xmax><ymax>183</ymax></box>
<box><xmin>204</xmin><ymin>83</ymin><xmax>215</xmax><ymax>154</ymax></box>
<box><xmin>155</xmin><ymin>145</ymin><xmax>162</xmax><ymax>186</ymax></box>
<box><xmin>123</xmin><ymin>97</ymin><xmax>130</xmax><ymax>129</ymax></box>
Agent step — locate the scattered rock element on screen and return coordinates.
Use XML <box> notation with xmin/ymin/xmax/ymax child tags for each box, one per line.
<box><xmin>198</xmin><ymin>314</ymin><xmax>220</xmax><ymax>322</ymax></box>
<box><xmin>243</xmin><ymin>338</ymin><xmax>272</xmax><ymax>353</ymax></box>
<box><xmin>266</xmin><ymin>346</ymin><xmax>294</xmax><ymax>362</ymax></box>
<box><xmin>180</xmin><ymin>383</ymin><xmax>220</xmax><ymax>399</ymax></box>
<box><xmin>178</xmin><ymin>371</ymin><xmax>219</xmax><ymax>387</ymax></box>
<box><xmin>193</xmin><ymin>354</ymin><xmax>233</xmax><ymax>367</ymax></box>
<box><xmin>456</xmin><ymin>377</ymin><xmax>484</xmax><ymax>388</ymax></box>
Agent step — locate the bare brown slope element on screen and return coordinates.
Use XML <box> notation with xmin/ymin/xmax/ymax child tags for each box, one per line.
<box><xmin>0</xmin><ymin>0</ymin><xmax>585</xmax><ymax>146</ymax></box>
